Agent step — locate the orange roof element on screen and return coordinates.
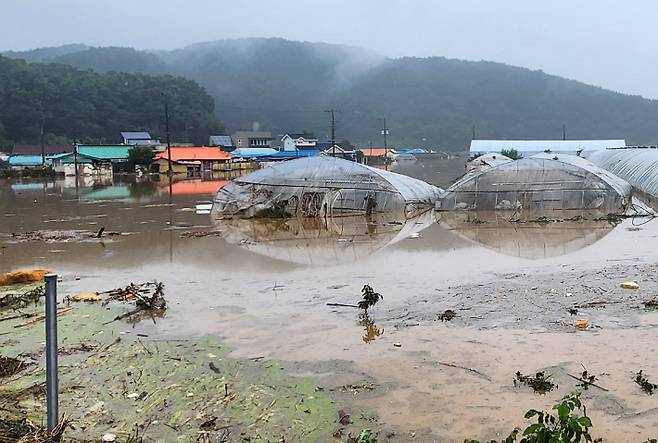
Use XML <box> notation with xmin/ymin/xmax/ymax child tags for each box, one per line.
<box><xmin>155</xmin><ymin>147</ymin><xmax>231</xmax><ymax>162</ymax></box>
<box><xmin>160</xmin><ymin>179</ymin><xmax>228</xmax><ymax>195</ymax></box>
<box><xmin>361</xmin><ymin>148</ymin><xmax>388</xmax><ymax>157</ymax></box>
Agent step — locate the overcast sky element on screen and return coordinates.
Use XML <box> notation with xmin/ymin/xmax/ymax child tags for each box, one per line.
<box><xmin>3</xmin><ymin>0</ymin><xmax>657</xmax><ymax>98</ymax></box>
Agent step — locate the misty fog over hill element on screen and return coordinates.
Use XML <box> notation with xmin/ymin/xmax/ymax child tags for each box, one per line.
<box><xmin>6</xmin><ymin>38</ymin><xmax>658</xmax><ymax>149</ymax></box>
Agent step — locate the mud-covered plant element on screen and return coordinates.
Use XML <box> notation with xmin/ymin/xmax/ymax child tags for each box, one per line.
<box><xmin>514</xmin><ymin>371</ymin><xmax>556</xmax><ymax>394</ymax></box>
<box><xmin>347</xmin><ymin>429</ymin><xmax>377</xmax><ymax>443</ymax></box>
<box><xmin>501</xmin><ymin>148</ymin><xmax>523</xmax><ymax>160</ymax></box>
<box><xmin>358</xmin><ymin>285</ymin><xmax>382</xmax><ymax>312</ymax></box>
<box><xmin>253</xmin><ymin>201</ymin><xmax>291</xmax><ymax>219</ymax></box>
<box><xmin>577</xmin><ymin>369</ymin><xmax>597</xmax><ymax>390</ymax></box>
<box><xmin>635</xmin><ymin>370</ymin><xmax>658</xmax><ymax>395</ymax></box>
<box><xmin>465</xmin><ymin>392</ymin><xmax>594</xmax><ymax>443</ymax></box>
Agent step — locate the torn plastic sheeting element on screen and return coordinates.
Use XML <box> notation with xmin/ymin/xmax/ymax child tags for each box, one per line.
<box><xmin>438</xmin><ymin>153</ymin><xmax>631</xmax><ymax>216</ymax></box>
<box><xmin>212</xmin><ymin>156</ymin><xmax>443</xmax><ymax>219</ymax></box>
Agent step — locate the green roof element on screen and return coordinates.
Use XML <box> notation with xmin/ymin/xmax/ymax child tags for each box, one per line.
<box><xmin>77</xmin><ymin>145</ymin><xmax>131</xmax><ymax>161</ymax></box>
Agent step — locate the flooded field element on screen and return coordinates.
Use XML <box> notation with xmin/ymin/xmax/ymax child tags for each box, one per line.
<box><xmin>2</xmin><ymin>158</ymin><xmax>658</xmax><ymax>442</ymax></box>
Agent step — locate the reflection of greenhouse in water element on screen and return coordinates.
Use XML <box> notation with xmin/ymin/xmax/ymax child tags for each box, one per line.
<box><xmin>213</xmin><ymin>210</ymin><xmax>436</xmax><ymax>266</ymax></box>
<box><xmin>439</xmin><ymin>211</ymin><xmax>616</xmax><ymax>259</ymax></box>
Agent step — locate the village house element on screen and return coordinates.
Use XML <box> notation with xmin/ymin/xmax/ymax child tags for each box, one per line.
<box><xmin>50</xmin><ymin>145</ymin><xmax>131</xmax><ymax>175</ymax></box>
<box><xmin>280</xmin><ymin>133</ymin><xmax>318</xmax><ymax>151</ymax></box>
<box><xmin>152</xmin><ymin>146</ymin><xmax>231</xmax><ymax>175</ymax></box>
<box><xmin>317</xmin><ymin>142</ymin><xmax>356</xmax><ymax>160</ymax></box>
<box><xmin>231</xmin><ymin>131</ymin><xmax>273</xmax><ymax>149</ymax></box>
<box><xmin>360</xmin><ymin>147</ymin><xmax>397</xmax><ymax>164</ymax></box>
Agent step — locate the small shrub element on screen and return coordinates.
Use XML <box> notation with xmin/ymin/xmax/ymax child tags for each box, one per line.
<box><xmin>501</xmin><ymin>148</ymin><xmax>523</xmax><ymax>160</ymax></box>
<box><xmin>465</xmin><ymin>392</ymin><xmax>595</xmax><ymax>443</ymax></box>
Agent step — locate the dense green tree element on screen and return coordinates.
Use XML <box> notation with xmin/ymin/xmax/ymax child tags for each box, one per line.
<box><xmin>0</xmin><ymin>56</ymin><xmax>224</xmax><ymax>146</ymax></box>
<box><xmin>127</xmin><ymin>146</ymin><xmax>155</xmax><ymax>167</ymax></box>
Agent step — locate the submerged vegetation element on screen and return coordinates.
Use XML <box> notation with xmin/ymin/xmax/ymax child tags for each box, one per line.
<box><xmin>635</xmin><ymin>370</ymin><xmax>658</xmax><ymax>395</ymax></box>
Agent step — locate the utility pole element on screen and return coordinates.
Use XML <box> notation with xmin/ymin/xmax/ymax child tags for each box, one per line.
<box><xmin>164</xmin><ymin>96</ymin><xmax>173</xmax><ymax>176</ymax></box>
<box><xmin>325</xmin><ymin>109</ymin><xmax>337</xmax><ymax>157</ymax></box>
<box><xmin>472</xmin><ymin>125</ymin><xmax>476</xmax><ymax>141</ymax></box>
<box><xmin>40</xmin><ymin>118</ymin><xmax>45</xmax><ymax>166</ymax></box>
<box><xmin>379</xmin><ymin>118</ymin><xmax>389</xmax><ymax>158</ymax></box>
<box><xmin>562</xmin><ymin>124</ymin><xmax>567</xmax><ymax>141</ymax></box>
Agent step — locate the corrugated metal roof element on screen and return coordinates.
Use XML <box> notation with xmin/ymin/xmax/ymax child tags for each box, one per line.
<box><xmin>9</xmin><ymin>155</ymin><xmax>46</xmax><ymax>166</ymax></box>
<box><xmin>231</xmin><ymin>148</ymin><xmax>279</xmax><ymax>158</ymax></box>
<box><xmin>77</xmin><ymin>145</ymin><xmax>131</xmax><ymax>160</ymax></box>
<box><xmin>209</xmin><ymin>136</ymin><xmax>234</xmax><ymax>146</ymax></box>
<box><xmin>470</xmin><ymin>140</ymin><xmax>626</xmax><ymax>153</ymax></box>
<box><xmin>12</xmin><ymin>144</ymin><xmax>70</xmax><ymax>155</ymax></box>
<box><xmin>264</xmin><ymin>150</ymin><xmax>320</xmax><ymax>159</ymax></box>
<box><xmin>121</xmin><ymin>131</ymin><xmax>151</xmax><ymax>139</ymax></box>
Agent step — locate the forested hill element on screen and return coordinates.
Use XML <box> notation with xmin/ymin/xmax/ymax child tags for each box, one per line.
<box><xmin>0</xmin><ymin>56</ymin><xmax>222</xmax><ymax>147</ymax></box>
<box><xmin>6</xmin><ymin>38</ymin><xmax>658</xmax><ymax>149</ymax></box>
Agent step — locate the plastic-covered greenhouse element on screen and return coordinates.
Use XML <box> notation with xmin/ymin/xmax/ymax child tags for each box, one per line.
<box><xmin>212</xmin><ymin>156</ymin><xmax>443</xmax><ymax>219</ymax></box>
<box><xmin>584</xmin><ymin>148</ymin><xmax>658</xmax><ymax>206</ymax></box>
<box><xmin>438</xmin><ymin>153</ymin><xmax>631</xmax><ymax>217</ymax></box>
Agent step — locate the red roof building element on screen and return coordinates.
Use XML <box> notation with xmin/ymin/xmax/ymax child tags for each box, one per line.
<box><xmin>153</xmin><ymin>147</ymin><xmax>231</xmax><ymax>174</ymax></box>
<box><xmin>154</xmin><ymin>146</ymin><xmax>231</xmax><ymax>162</ymax></box>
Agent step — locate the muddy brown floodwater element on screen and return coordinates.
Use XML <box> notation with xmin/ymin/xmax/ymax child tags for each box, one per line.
<box><xmin>2</xmin><ymin>159</ymin><xmax>658</xmax><ymax>442</ymax></box>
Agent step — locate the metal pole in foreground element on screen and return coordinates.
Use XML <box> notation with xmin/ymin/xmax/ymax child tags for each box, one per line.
<box><xmin>44</xmin><ymin>273</ymin><xmax>59</xmax><ymax>432</ymax></box>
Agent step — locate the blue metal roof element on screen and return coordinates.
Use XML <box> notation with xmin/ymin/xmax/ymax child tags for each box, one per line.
<box><xmin>9</xmin><ymin>155</ymin><xmax>48</xmax><ymax>166</ymax></box>
<box><xmin>263</xmin><ymin>150</ymin><xmax>321</xmax><ymax>159</ymax></box>
<box><xmin>231</xmin><ymin>148</ymin><xmax>279</xmax><ymax>158</ymax></box>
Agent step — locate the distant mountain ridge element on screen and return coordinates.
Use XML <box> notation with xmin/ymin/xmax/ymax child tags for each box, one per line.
<box><xmin>5</xmin><ymin>38</ymin><xmax>658</xmax><ymax>149</ymax></box>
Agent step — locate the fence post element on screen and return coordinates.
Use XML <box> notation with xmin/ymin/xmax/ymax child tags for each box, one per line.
<box><xmin>44</xmin><ymin>273</ymin><xmax>59</xmax><ymax>432</ymax></box>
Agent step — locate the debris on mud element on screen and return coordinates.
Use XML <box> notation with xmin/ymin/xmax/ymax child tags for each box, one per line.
<box><xmin>180</xmin><ymin>230</ymin><xmax>223</xmax><ymax>238</ymax></box>
<box><xmin>620</xmin><ymin>281</ymin><xmax>640</xmax><ymax>289</ymax></box>
<box><xmin>514</xmin><ymin>371</ymin><xmax>556</xmax><ymax>394</ymax></box>
<box><xmin>336</xmin><ymin>383</ymin><xmax>377</xmax><ymax>395</ymax></box>
<box><xmin>338</xmin><ymin>409</ymin><xmax>352</xmax><ymax>425</ymax></box>
<box><xmin>575</xmin><ymin>319</ymin><xmax>589</xmax><ymax>329</ymax></box>
<box><xmin>437</xmin><ymin>309</ymin><xmax>457</xmax><ymax>321</ymax></box>
<box><xmin>0</xmin><ymin>270</ymin><xmax>48</xmax><ymax>287</ymax></box>
<box><xmin>0</xmin><ymin>285</ymin><xmax>43</xmax><ymax>309</ymax></box>
<box><xmin>643</xmin><ymin>299</ymin><xmax>658</xmax><ymax>310</ymax></box>
<box><xmin>567</xmin><ymin>367</ymin><xmax>608</xmax><ymax>391</ymax></box>
<box><xmin>576</xmin><ymin>368</ymin><xmax>597</xmax><ymax>390</ymax></box>
<box><xmin>8</xmin><ymin>230</ymin><xmax>125</xmax><ymax>243</ymax></box>
<box><xmin>0</xmin><ymin>355</ymin><xmax>29</xmax><ymax>378</ymax></box>
<box><xmin>635</xmin><ymin>370</ymin><xmax>658</xmax><ymax>395</ymax></box>
<box><xmin>68</xmin><ymin>292</ymin><xmax>102</xmax><ymax>302</ymax></box>
<box><xmin>102</xmin><ymin>281</ymin><xmax>166</xmax><ymax>323</ymax></box>
<box><xmin>358</xmin><ymin>285</ymin><xmax>383</xmax><ymax>312</ymax></box>
<box><xmin>9</xmin><ymin>416</ymin><xmax>70</xmax><ymax>443</ymax></box>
